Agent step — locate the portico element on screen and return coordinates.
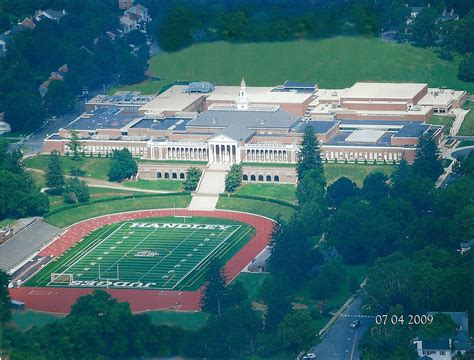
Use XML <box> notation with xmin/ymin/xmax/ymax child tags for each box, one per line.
<box><xmin>207</xmin><ymin>134</ymin><xmax>240</xmax><ymax>164</ymax></box>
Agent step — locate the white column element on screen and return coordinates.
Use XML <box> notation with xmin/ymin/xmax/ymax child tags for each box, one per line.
<box><xmin>236</xmin><ymin>145</ymin><xmax>241</xmax><ymax>163</ymax></box>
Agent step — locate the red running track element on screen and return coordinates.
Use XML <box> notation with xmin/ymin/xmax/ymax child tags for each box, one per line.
<box><xmin>10</xmin><ymin>209</ymin><xmax>273</xmax><ymax>313</ymax></box>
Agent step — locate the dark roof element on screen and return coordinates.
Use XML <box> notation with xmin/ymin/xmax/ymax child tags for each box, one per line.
<box><xmin>338</xmin><ymin>119</ymin><xmax>420</xmax><ymax>127</ymax></box>
<box><xmin>461</xmin><ymin>239</ymin><xmax>474</xmax><ymax>249</ymax></box>
<box><xmin>131</xmin><ymin>118</ymin><xmax>189</xmax><ymax>131</ymax></box>
<box><xmin>298</xmin><ymin>120</ymin><xmax>338</xmax><ymax>134</ymax></box>
<box><xmin>218</xmin><ymin>124</ymin><xmax>255</xmax><ymax>141</ymax></box>
<box><xmin>421</xmin><ymin>338</ymin><xmax>450</xmax><ymax>350</ymax></box>
<box><xmin>419</xmin><ymin>356</ymin><xmax>433</xmax><ymax>360</ymax></box>
<box><xmin>188</xmin><ymin>108</ymin><xmax>300</xmax><ymax>130</ymax></box>
<box><xmin>283</xmin><ymin>81</ymin><xmax>316</xmax><ymax>89</ymax></box>
<box><xmin>326</xmin><ymin>130</ymin><xmax>394</xmax><ymax>147</ymax></box>
<box><xmin>66</xmin><ymin>108</ymin><xmax>140</xmax><ymax>131</ymax></box>
<box><xmin>394</xmin><ymin>123</ymin><xmax>429</xmax><ymax>138</ymax></box>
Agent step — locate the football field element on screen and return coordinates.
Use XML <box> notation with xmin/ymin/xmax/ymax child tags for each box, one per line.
<box><xmin>27</xmin><ymin>217</ymin><xmax>255</xmax><ymax>291</ymax></box>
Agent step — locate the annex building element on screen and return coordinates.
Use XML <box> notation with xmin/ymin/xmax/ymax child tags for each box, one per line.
<box><xmin>44</xmin><ymin>79</ymin><xmax>464</xmax><ymax>183</ymax></box>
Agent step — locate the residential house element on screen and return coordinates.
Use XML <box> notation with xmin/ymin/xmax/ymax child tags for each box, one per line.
<box><xmin>459</xmin><ymin>239</ymin><xmax>474</xmax><ymax>254</ymax></box>
<box><xmin>120</xmin><ymin>4</ymin><xmax>151</xmax><ymax>33</ymax></box>
<box><xmin>39</xmin><ymin>64</ymin><xmax>69</xmax><ymax>97</ymax></box>
<box><xmin>118</xmin><ymin>0</ymin><xmax>134</xmax><ymax>10</ymax></box>
<box><xmin>412</xmin><ymin>312</ymin><xmax>471</xmax><ymax>359</ymax></box>
<box><xmin>437</xmin><ymin>9</ymin><xmax>459</xmax><ymax>23</ymax></box>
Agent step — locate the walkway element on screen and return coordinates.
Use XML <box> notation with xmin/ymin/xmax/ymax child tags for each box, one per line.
<box><xmin>450</xmin><ymin>108</ymin><xmax>470</xmax><ymax>137</ymax></box>
<box><xmin>188</xmin><ymin>163</ymin><xmax>229</xmax><ymax>211</ymax></box>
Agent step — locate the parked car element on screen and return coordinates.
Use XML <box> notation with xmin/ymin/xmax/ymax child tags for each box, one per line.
<box><xmin>350</xmin><ymin>320</ymin><xmax>361</xmax><ymax>328</ymax></box>
<box><xmin>302</xmin><ymin>353</ymin><xmax>317</xmax><ymax>359</ymax></box>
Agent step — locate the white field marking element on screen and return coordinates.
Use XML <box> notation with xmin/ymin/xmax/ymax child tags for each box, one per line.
<box><xmin>99</xmin><ymin>224</ymin><xmax>163</xmax><ymax>277</ymax></box>
<box><xmin>46</xmin><ymin>222</ymin><xmax>128</xmax><ymax>286</ymax></box>
<box><xmin>172</xmin><ymin>225</ymin><xmax>241</xmax><ymax>290</ymax></box>
<box><xmin>180</xmin><ymin>225</ymin><xmax>253</xmax><ymax>290</ymax></box>
<box><xmin>35</xmin><ymin>225</ymin><xmax>112</xmax><ymax>285</ymax></box>
<box><xmin>137</xmin><ymin>228</ymin><xmax>203</xmax><ymax>282</ymax></box>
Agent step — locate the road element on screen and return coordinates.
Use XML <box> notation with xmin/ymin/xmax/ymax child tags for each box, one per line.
<box><xmin>309</xmin><ymin>298</ymin><xmax>373</xmax><ymax>360</ymax></box>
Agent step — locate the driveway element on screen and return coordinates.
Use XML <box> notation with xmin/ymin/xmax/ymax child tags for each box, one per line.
<box><xmin>309</xmin><ymin>297</ymin><xmax>373</xmax><ymax>360</ymax></box>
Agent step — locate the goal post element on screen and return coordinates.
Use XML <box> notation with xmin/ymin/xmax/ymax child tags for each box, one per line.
<box><xmin>50</xmin><ymin>273</ymin><xmax>73</xmax><ymax>284</ymax></box>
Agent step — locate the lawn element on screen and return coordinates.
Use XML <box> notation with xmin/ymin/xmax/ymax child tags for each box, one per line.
<box><xmin>28</xmin><ymin>217</ymin><xmax>254</xmax><ymax>291</ymax></box>
<box><xmin>324</xmin><ymin>163</ymin><xmax>395</xmax><ymax>186</ymax></box>
<box><xmin>116</xmin><ymin>37</ymin><xmax>474</xmax><ymax>94</ymax></box>
<box><xmin>243</xmin><ymin>162</ymin><xmax>295</xmax><ymax>168</ymax></box>
<box><xmin>217</xmin><ymin>196</ymin><xmax>295</xmax><ymax>222</ymax></box>
<box><xmin>234</xmin><ymin>183</ymin><xmax>296</xmax><ymax>203</ymax></box>
<box><xmin>429</xmin><ymin>115</ymin><xmax>454</xmax><ymax>135</ymax></box>
<box><xmin>9</xmin><ymin>310</ymin><xmax>65</xmax><ymax>332</ymax></box>
<box><xmin>458</xmin><ymin>101</ymin><xmax>474</xmax><ymax>136</ymax></box>
<box><xmin>0</xmin><ymin>219</ymin><xmax>15</xmax><ymax>227</ymax></box>
<box><xmin>231</xmin><ymin>272</ymin><xmax>270</xmax><ymax>303</ymax></box>
<box><xmin>147</xmin><ymin>310</ymin><xmax>209</xmax><ymax>330</ymax></box>
<box><xmin>124</xmin><ymin>179</ymin><xmax>183</xmax><ymax>191</ymax></box>
<box><xmin>47</xmin><ymin>187</ymin><xmax>146</xmax><ymax>211</ymax></box>
<box><xmin>458</xmin><ymin>140</ymin><xmax>474</xmax><ymax>148</ymax></box>
<box><xmin>44</xmin><ymin>194</ymin><xmax>192</xmax><ymax>228</ymax></box>
<box><xmin>138</xmin><ymin>159</ymin><xmax>208</xmax><ymax>165</ymax></box>
<box><xmin>25</xmin><ymin>155</ymin><xmax>111</xmax><ymax>181</ymax></box>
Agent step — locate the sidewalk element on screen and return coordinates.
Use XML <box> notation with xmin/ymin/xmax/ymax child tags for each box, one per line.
<box><xmin>188</xmin><ymin>164</ymin><xmax>229</xmax><ymax>211</ymax></box>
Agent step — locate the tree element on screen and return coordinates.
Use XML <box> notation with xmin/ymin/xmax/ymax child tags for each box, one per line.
<box><xmin>296</xmin><ymin>168</ymin><xmax>326</xmax><ymax>205</ymax></box>
<box><xmin>183</xmin><ymin>167</ymin><xmax>202</xmax><ymax>192</ymax></box>
<box><xmin>158</xmin><ymin>5</ymin><xmax>196</xmax><ymax>51</ymax></box>
<box><xmin>200</xmin><ymin>258</ymin><xmax>229</xmax><ymax>318</ymax></box>
<box><xmin>44</xmin><ymin>80</ymin><xmax>75</xmax><ymax>116</ymax></box>
<box><xmin>277</xmin><ymin>311</ymin><xmax>318</xmax><ymax>353</ymax></box>
<box><xmin>326</xmin><ymin>176</ymin><xmax>359</xmax><ymax>208</ymax></box>
<box><xmin>362</xmin><ymin>172</ymin><xmax>390</xmax><ymax>202</ymax></box>
<box><xmin>297</xmin><ymin>125</ymin><xmax>323</xmax><ymax>180</ymax></box>
<box><xmin>412</xmin><ymin>132</ymin><xmax>443</xmax><ymax>182</ymax></box>
<box><xmin>0</xmin><ymin>270</ymin><xmax>11</xmax><ymax>323</ymax></box>
<box><xmin>264</xmin><ymin>279</ymin><xmax>292</xmax><ymax>333</ymax></box>
<box><xmin>458</xmin><ymin>53</ymin><xmax>474</xmax><ymax>82</ymax></box>
<box><xmin>408</xmin><ymin>7</ymin><xmax>439</xmax><ymax>47</ymax></box>
<box><xmin>108</xmin><ymin>149</ymin><xmax>138</xmax><ymax>182</ymax></box>
<box><xmin>310</xmin><ymin>257</ymin><xmax>346</xmax><ymax>300</ymax></box>
<box><xmin>63</xmin><ymin>177</ymin><xmax>90</xmax><ymax>204</ymax></box>
<box><xmin>224</xmin><ymin>164</ymin><xmax>242</xmax><ymax>192</ymax></box>
<box><xmin>45</xmin><ymin>150</ymin><xmax>65</xmax><ymax>193</ymax></box>
<box><xmin>67</xmin><ymin>130</ymin><xmax>84</xmax><ymax>161</ymax></box>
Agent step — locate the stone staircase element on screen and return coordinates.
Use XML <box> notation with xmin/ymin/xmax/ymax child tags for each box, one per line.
<box><xmin>188</xmin><ymin>163</ymin><xmax>229</xmax><ymax>211</ymax></box>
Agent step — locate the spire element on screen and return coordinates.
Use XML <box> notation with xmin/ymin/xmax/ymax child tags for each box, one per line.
<box><xmin>237</xmin><ymin>77</ymin><xmax>249</xmax><ymax>110</ymax></box>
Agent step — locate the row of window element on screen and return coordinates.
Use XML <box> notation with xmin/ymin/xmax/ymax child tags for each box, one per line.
<box><xmin>243</xmin><ymin>174</ymin><xmax>280</xmax><ymax>182</ymax></box>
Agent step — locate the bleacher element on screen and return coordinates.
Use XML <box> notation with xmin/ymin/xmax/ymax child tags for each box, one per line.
<box><xmin>0</xmin><ymin>220</ymin><xmax>61</xmax><ymax>272</ymax></box>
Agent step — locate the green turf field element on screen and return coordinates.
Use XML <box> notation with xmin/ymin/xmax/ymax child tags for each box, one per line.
<box><xmin>28</xmin><ymin>217</ymin><xmax>255</xmax><ymax>291</ymax></box>
<box><xmin>114</xmin><ymin>37</ymin><xmax>473</xmax><ymax>94</ymax></box>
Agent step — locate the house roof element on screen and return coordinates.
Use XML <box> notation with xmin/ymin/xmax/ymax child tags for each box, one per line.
<box><xmin>218</xmin><ymin>124</ymin><xmax>256</xmax><ymax>141</ymax></box>
<box><xmin>421</xmin><ymin>338</ymin><xmax>450</xmax><ymax>350</ymax></box>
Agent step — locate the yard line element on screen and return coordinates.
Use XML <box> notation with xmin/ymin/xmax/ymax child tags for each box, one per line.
<box><xmin>47</xmin><ymin>222</ymin><xmax>129</xmax><ymax>286</ymax></box>
<box><xmin>179</xmin><ymin>226</ymin><xmax>252</xmax><ymax>290</ymax></box>
<box><xmin>172</xmin><ymin>225</ymin><xmax>241</xmax><ymax>290</ymax></box>
<box><xmin>137</xmin><ymin>228</ymin><xmax>203</xmax><ymax>282</ymax></box>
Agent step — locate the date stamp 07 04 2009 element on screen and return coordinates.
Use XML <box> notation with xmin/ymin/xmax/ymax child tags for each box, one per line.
<box><xmin>375</xmin><ymin>314</ymin><xmax>434</xmax><ymax>326</ymax></box>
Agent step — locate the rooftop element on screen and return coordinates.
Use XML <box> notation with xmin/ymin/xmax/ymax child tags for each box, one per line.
<box><xmin>394</xmin><ymin>123</ymin><xmax>429</xmax><ymax>138</ymax></box>
<box><xmin>188</xmin><ymin>108</ymin><xmax>300</xmax><ymax>130</ymax></box>
<box><xmin>345</xmin><ymin>129</ymin><xmax>386</xmax><ymax>143</ymax></box>
<box><xmin>66</xmin><ymin>108</ymin><xmax>141</xmax><ymax>131</ymax></box>
<box><xmin>140</xmin><ymin>85</ymin><xmax>204</xmax><ymax>114</ymax></box>
<box><xmin>342</xmin><ymin>82</ymin><xmax>427</xmax><ymax>100</ymax></box>
<box><xmin>206</xmin><ymin>85</ymin><xmax>313</xmax><ymax>104</ymax></box>
<box><xmin>297</xmin><ymin>120</ymin><xmax>339</xmax><ymax>134</ymax></box>
<box><xmin>418</xmin><ymin>88</ymin><xmax>466</xmax><ymax>106</ymax></box>
<box><xmin>131</xmin><ymin>117</ymin><xmax>190</xmax><ymax>131</ymax></box>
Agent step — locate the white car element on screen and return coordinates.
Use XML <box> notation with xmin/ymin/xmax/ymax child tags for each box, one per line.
<box><xmin>303</xmin><ymin>353</ymin><xmax>317</xmax><ymax>359</ymax></box>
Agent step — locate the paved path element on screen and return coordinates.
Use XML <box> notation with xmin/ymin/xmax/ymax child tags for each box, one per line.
<box><xmin>188</xmin><ymin>164</ymin><xmax>229</xmax><ymax>211</ymax></box>
<box><xmin>450</xmin><ymin>108</ymin><xmax>470</xmax><ymax>137</ymax></box>
<box><xmin>310</xmin><ymin>297</ymin><xmax>373</xmax><ymax>360</ymax></box>
<box><xmin>26</xmin><ymin>168</ymin><xmax>171</xmax><ymax>194</ymax></box>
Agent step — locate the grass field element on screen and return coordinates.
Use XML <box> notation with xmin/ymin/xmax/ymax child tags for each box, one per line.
<box><xmin>25</xmin><ymin>155</ymin><xmax>111</xmax><ymax>181</ymax></box>
<box><xmin>44</xmin><ymin>194</ymin><xmax>191</xmax><ymax>228</ymax></box>
<box><xmin>9</xmin><ymin>310</ymin><xmax>65</xmax><ymax>332</ymax></box>
<box><xmin>114</xmin><ymin>37</ymin><xmax>473</xmax><ymax>94</ymax></box>
<box><xmin>458</xmin><ymin>140</ymin><xmax>474</xmax><ymax>147</ymax></box>
<box><xmin>217</xmin><ymin>196</ymin><xmax>295</xmax><ymax>222</ymax></box>
<box><xmin>458</xmin><ymin>101</ymin><xmax>474</xmax><ymax>136</ymax></box>
<box><xmin>47</xmin><ymin>187</ymin><xmax>146</xmax><ymax>211</ymax></box>
<box><xmin>324</xmin><ymin>163</ymin><xmax>395</xmax><ymax>186</ymax></box>
<box><xmin>28</xmin><ymin>217</ymin><xmax>255</xmax><ymax>291</ymax></box>
<box><xmin>123</xmin><ymin>180</ymin><xmax>183</xmax><ymax>191</ymax></box>
<box><xmin>429</xmin><ymin>115</ymin><xmax>455</xmax><ymax>135</ymax></box>
<box><xmin>234</xmin><ymin>183</ymin><xmax>296</xmax><ymax>203</ymax></box>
